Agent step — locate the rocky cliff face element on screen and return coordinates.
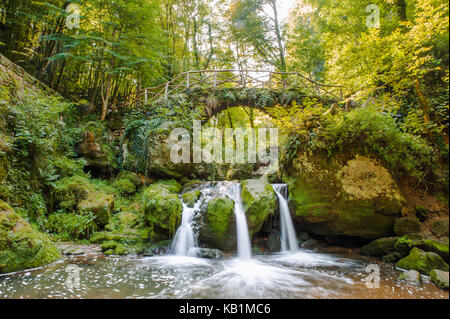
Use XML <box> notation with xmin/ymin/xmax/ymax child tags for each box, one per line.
<box><xmin>285</xmin><ymin>153</ymin><xmax>404</xmax><ymax>239</ymax></box>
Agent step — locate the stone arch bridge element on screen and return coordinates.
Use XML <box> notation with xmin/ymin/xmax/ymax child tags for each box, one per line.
<box><xmin>134</xmin><ymin>69</ymin><xmax>347</xmax><ymax>118</ymax></box>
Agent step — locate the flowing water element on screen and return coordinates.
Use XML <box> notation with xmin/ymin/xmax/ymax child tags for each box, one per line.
<box><xmin>272</xmin><ymin>184</ymin><xmax>299</xmax><ymax>253</ymax></box>
<box><xmin>1</xmin><ymin>182</ymin><xmax>447</xmax><ymax>299</ymax></box>
<box><xmin>0</xmin><ymin>252</ymin><xmax>447</xmax><ymax>299</ymax></box>
<box><xmin>170</xmin><ymin>186</ymin><xmax>211</xmax><ymax>256</ymax></box>
<box><xmin>223</xmin><ymin>182</ymin><xmax>253</xmax><ymax>260</ymax></box>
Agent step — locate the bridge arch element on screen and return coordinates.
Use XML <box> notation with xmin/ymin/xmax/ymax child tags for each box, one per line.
<box><xmin>135</xmin><ymin>69</ymin><xmax>345</xmax><ymax>117</ymax></box>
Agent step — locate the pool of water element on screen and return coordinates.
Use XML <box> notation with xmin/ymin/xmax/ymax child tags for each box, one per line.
<box><xmin>0</xmin><ymin>250</ymin><xmax>447</xmax><ymax>299</ymax></box>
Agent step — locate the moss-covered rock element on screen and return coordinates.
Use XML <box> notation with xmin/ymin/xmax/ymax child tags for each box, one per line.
<box><xmin>430</xmin><ymin>269</ymin><xmax>449</xmax><ymax>290</ymax></box>
<box><xmin>396</xmin><ymin>248</ymin><xmax>449</xmax><ymax>275</ymax></box>
<box><xmin>198</xmin><ymin>196</ymin><xmax>236</xmax><ymax>251</ymax></box>
<box><xmin>394</xmin><ymin>234</ymin><xmax>424</xmax><ymax>256</ymax></box>
<box><xmin>101</xmin><ymin>241</ymin><xmax>127</xmax><ymax>256</ymax></box>
<box><xmin>286</xmin><ymin>154</ymin><xmax>404</xmax><ymax>239</ymax></box>
<box><xmin>360</xmin><ymin>237</ymin><xmax>399</xmax><ymax>257</ymax></box>
<box><xmin>0</xmin><ymin>201</ymin><xmax>60</xmax><ymax>274</ymax></box>
<box><xmin>394</xmin><ymin>217</ymin><xmax>421</xmax><ymax>236</ymax></box>
<box><xmin>182</xmin><ymin>190</ymin><xmax>202</xmax><ymax>208</ymax></box>
<box><xmin>421</xmin><ymin>239</ymin><xmax>449</xmax><ymax>261</ymax></box>
<box><xmin>142</xmin><ymin>180</ymin><xmax>183</xmax><ymax>239</ymax></box>
<box><xmin>113</xmin><ymin>178</ymin><xmax>136</xmax><ymax>196</ymax></box>
<box><xmin>241</xmin><ymin>179</ymin><xmax>276</xmax><ymax>237</ymax></box>
<box><xmin>77</xmin><ymin>191</ymin><xmax>114</xmax><ymax>228</ymax></box>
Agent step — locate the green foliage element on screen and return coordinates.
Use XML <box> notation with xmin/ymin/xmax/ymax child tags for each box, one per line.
<box><xmin>46</xmin><ymin>211</ymin><xmax>98</xmax><ymax>240</ymax></box>
<box><xmin>277</xmin><ymin>104</ymin><xmax>435</xmax><ymax>182</ymax></box>
<box><xmin>52</xmin><ymin>175</ymin><xmax>92</xmax><ymax>211</ymax></box>
<box><xmin>113</xmin><ymin>178</ymin><xmax>136</xmax><ymax>196</ymax></box>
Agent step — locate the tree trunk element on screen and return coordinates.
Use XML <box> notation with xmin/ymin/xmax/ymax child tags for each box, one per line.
<box><xmin>271</xmin><ymin>0</ymin><xmax>286</xmax><ymax>72</ymax></box>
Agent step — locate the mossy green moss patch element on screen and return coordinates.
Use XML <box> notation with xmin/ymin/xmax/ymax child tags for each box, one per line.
<box><xmin>396</xmin><ymin>248</ymin><xmax>449</xmax><ymax>275</ymax></box>
<box><xmin>241</xmin><ymin>180</ymin><xmax>276</xmax><ymax>236</ymax></box>
<box><xmin>182</xmin><ymin>190</ymin><xmax>201</xmax><ymax>208</ymax></box>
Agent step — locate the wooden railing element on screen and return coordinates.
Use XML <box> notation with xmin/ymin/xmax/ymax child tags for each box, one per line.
<box><xmin>136</xmin><ymin>69</ymin><xmax>345</xmax><ymax>104</ymax></box>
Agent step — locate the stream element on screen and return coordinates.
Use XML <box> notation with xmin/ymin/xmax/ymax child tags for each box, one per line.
<box><xmin>0</xmin><ymin>250</ymin><xmax>448</xmax><ymax>299</ymax></box>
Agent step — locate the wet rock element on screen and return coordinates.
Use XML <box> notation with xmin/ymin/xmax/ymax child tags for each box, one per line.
<box><xmin>0</xmin><ymin>201</ymin><xmax>60</xmax><ymax>274</ymax></box>
<box><xmin>398</xmin><ymin>270</ymin><xmax>422</xmax><ymax>286</ymax></box>
<box><xmin>198</xmin><ymin>196</ymin><xmax>236</xmax><ymax>251</ymax></box>
<box><xmin>298</xmin><ymin>232</ymin><xmax>310</xmax><ymax>242</ymax></box>
<box><xmin>360</xmin><ymin>237</ymin><xmax>399</xmax><ymax>257</ymax></box>
<box><xmin>287</xmin><ymin>155</ymin><xmax>403</xmax><ymax>239</ymax></box>
<box><xmin>196</xmin><ymin>248</ymin><xmax>225</xmax><ymax>259</ymax></box>
<box><xmin>430</xmin><ymin>269</ymin><xmax>449</xmax><ymax>290</ymax></box>
<box><xmin>382</xmin><ymin>252</ymin><xmax>403</xmax><ymax>263</ymax></box>
<box><xmin>396</xmin><ymin>248</ymin><xmax>449</xmax><ymax>275</ymax></box>
<box><xmin>431</xmin><ymin>219</ymin><xmax>449</xmax><ymax>238</ymax></box>
<box><xmin>394</xmin><ymin>217</ymin><xmax>421</xmax><ymax>236</ymax></box>
<box><xmin>266</xmin><ymin>229</ymin><xmax>281</xmax><ymax>252</ymax></box>
<box><xmin>301</xmin><ymin>239</ymin><xmax>319</xmax><ymax>250</ymax></box>
<box><xmin>142</xmin><ymin>240</ymin><xmax>172</xmax><ymax>256</ymax></box>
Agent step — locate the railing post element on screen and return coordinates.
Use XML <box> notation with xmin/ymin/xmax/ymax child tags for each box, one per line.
<box><xmin>241</xmin><ymin>71</ymin><xmax>245</xmax><ymax>88</ymax></box>
<box><xmin>186</xmin><ymin>72</ymin><xmax>190</xmax><ymax>89</ymax></box>
<box><xmin>268</xmin><ymin>72</ymin><xmax>272</xmax><ymax>89</ymax></box>
<box><xmin>164</xmin><ymin>83</ymin><xmax>169</xmax><ymax>101</ymax></box>
<box><xmin>144</xmin><ymin>88</ymin><xmax>148</xmax><ymax>103</ymax></box>
<box><xmin>213</xmin><ymin>71</ymin><xmax>217</xmax><ymax>89</ymax></box>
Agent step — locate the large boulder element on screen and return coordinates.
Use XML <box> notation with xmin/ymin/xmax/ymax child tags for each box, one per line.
<box><xmin>0</xmin><ymin>201</ymin><xmax>60</xmax><ymax>274</ymax></box>
<box><xmin>198</xmin><ymin>196</ymin><xmax>236</xmax><ymax>251</ymax></box>
<box><xmin>396</xmin><ymin>248</ymin><xmax>449</xmax><ymax>275</ymax></box>
<box><xmin>360</xmin><ymin>237</ymin><xmax>399</xmax><ymax>257</ymax></box>
<box><xmin>142</xmin><ymin>180</ymin><xmax>183</xmax><ymax>240</ymax></box>
<box><xmin>286</xmin><ymin>154</ymin><xmax>404</xmax><ymax>239</ymax></box>
<box><xmin>241</xmin><ymin>179</ymin><xmax>276</xmax><ymax>237</ymax></box>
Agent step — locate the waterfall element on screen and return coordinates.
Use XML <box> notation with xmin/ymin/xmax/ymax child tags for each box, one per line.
<box><xmin>171</xmin><ymin>185</ymin><xmax>212</xmax><ymax>257</ymax></box>
<box><xmin>223</xmin><ymin>182</ymin><xmax>252</xmax><ymax>260</ymax></box>
<box><xmin>272</xmin><ymin>184</ymin><xmax>298</xmax><ymax>253</ymax></box>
